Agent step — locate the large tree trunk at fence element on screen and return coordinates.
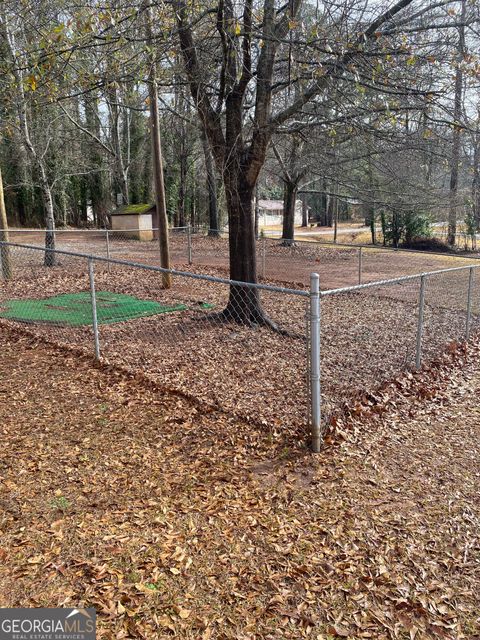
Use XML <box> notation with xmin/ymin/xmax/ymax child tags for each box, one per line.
<box><xmin>223</xmin><ymin>171</ymin><xmax>266</xmax><ymax>324</ymax></box>
<box><xmin>282</xmin><ymin>181</ymin><xmax>298</xmax><ymax>245</ymax></box>
<box><xmin>0</xmin><ymin>167</ymin><xmax>12</xmax><ymax>279</ymax></box>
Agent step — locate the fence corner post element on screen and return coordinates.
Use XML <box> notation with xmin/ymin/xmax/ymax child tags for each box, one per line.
<box><xmin>88</xmin><ymin>258</ymin><xmax>101</xmax><ymax>360</ymax></box>
<box><xmin>310</xmin><ymin>272</ymin><xmax>322</xmax><ymax>452</ymax></box>
<box><xmin>415</xmin><ymin>274</ymin><xmax>426</xmax><ymax>369</ymax></box>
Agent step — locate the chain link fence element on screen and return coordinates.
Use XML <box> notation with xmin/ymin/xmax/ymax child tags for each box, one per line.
<box><xmin>7</xmin><ymin>228</ymin><xmax>479</xmax><ymax>289</ymax></box>
<box><xmin>259</xmin><ymin>236</ymin><xmax>479</xmax><ymax>289</ymax></box>
<box><xmin>312</xmin><ymin>264</ymin><xmax>480</xmax><ymax>449</ymax></box>
<box><xmin>1</xmin><ymin>240</ymin><xmax>479</xmax><ymax>451</ymax></box>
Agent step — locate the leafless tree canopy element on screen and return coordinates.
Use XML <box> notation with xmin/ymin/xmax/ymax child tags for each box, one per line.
<box><xmin>1</xmin><ymin>0</ymin><xmax>479</xmax><ymax>291</ymax></box>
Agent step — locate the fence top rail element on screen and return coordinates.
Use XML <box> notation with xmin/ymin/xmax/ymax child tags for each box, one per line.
<box><xmin>0</xmin><ymin>241</ymin><xmax>309</xmax><ymax>298</ymax></box>
<box><xmin>320</xmin><ymin>262</ymin><xmax>478</xmax><ymax>297</ymax></box>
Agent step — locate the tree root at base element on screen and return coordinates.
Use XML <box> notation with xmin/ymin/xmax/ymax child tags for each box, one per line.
<box><xmin>201</xmin><ymin>308</ymin><xmax>299</xmax><ymax>338</ymax></box>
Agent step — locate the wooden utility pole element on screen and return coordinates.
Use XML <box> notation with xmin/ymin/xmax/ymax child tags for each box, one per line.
<box><xmin>146</xmin><ymin>6</ymin><xmax>171</xmax><ymax>288</ymax></box>
<box><xmin>333</xmin><ymin>183</ymin><xmax>338</xmax><ymax>244</ymax></box>
<box><xmin>0</xmin><ymin>167</ymin><xmax>12</xmax><ymax>279</ymax></box>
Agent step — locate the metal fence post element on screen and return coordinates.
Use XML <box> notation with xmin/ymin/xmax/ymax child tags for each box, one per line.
<box><xmin>358</xmin><ymin>246</ymin><xmax>363</xmax><ymax>285</ymax></box>
<box><xmin>187</xmin><ymin>225</ymin><xmax>192</xmax><ymax>265</ymax></box>
<box><xmin>466</xmin><ymin>266</ymin><xmax>474</xmax><ymax>340</ymax></box>
<box><xmin>310</xmin><ymin>273</ymin><xmax>321</xmax><ymax>452</ymax></box>
<box><xmin>415</xmin><ymin>274</ymin><xmax>426</xmax><ymax>369</ymax></box>
<box><xmin>105</xmin><ymin>229</ymin><xmax>111</xmax><ymax>273</ymax></box>
<box><xmin>88</xmin><ymin>258</ymin><xmax>101</xmax><ymax>360</ymax></box>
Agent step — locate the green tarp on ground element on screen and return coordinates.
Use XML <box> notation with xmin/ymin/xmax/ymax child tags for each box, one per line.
<box><xmin>0</xmin><ymin>291</ymin><xmax>189</xmax><ymax>326</ymax></box>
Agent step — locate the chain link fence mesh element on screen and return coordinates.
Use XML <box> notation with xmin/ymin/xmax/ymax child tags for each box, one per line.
<box><xmin>320</xmin><ymin>277</ymin><xmax>420</xmax><ymax>421</ymax></box>
<box><xmin>319</xmin><ymin>265</ymin><xmax>480</xmax><ymax>427</ymax></box>
<box><xmin>6</xmin><ymin>229</ymin><xmax>479</xmax><ymax>290</ymax></box>
<box><xmin>422</xmin><ymin>268</ymin><xmax>474</xmax><ymax>359</ymax></box>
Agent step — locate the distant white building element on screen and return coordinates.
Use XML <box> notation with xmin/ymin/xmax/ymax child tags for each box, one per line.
<box><xmin>257</xmin><ymin>199</ymin><xmax>303</xmax><ymax>227</ymax></box>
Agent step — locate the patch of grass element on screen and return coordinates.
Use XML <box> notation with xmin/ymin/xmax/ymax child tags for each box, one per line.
<box><xmin>50</xmin><ymin>495</ymin><xmax>70</xmax><ymax>511</ymax></box>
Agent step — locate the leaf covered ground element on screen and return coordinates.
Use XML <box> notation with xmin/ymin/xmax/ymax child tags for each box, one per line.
<box><xmin>0</xmin><ymin>328</ymin><xmax>479</xmax><ymax>639</ymax></box>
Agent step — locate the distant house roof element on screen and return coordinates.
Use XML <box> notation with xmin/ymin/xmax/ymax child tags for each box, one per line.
<box><xmin>111</xmin><ymin>203</ymin><xmax>155</xmax><ymax>216</ymax></box>
<box><xmin>258</xmin><ymin>199</ymin><xmax>304</xmax><ymax>213</ymax></box>
<box><xmin>258</xmin><ymin>199</ymin><xmax>283</xmax><ymax>211</ymax></box>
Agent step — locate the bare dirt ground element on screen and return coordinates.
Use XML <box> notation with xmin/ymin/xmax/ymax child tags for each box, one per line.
<box><xmin>0</xmin><ymin>330</ymin><xmax>478</xmax><ymax>639</ymax></box>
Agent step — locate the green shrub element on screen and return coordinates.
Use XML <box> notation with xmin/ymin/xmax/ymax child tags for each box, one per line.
<box><xmin>382</xmin><ymin>210</ymin><xmax>431</xmax><ymax>247</ymax></box>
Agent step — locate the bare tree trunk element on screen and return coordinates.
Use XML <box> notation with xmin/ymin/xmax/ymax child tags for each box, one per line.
<box><xmin>273</xmin><ymin>134</ymin><xmax>304</xmax><ymax>245</ymax></box>
<box><xmin>0</xmin><ymin>167</ymin><xmax>12</xmax><ymax>279</ymax></box>
<box><xmin>190</xmin><ymin>162</ymin><xmax>196</xmax><ymax>229</ymax></box>
<box><xmin>333</xmin><ymin>185</ymin><xmax>338</xmax><ymax>244</ymax></box>
<box><xmin>41</xmin><ymin>175</ymin><xmax>56</xmax><ymax>267</ymax></box>
<box><xmin>281</xmin><ymin>180</ymin><xmax>298</xmax><ymax>246</ymax></box>
<box><xmin>177</xmin><ymin>150</ymin><xmax>187</xmax><ymax>228</ymax></box>
<box><xmin>473</xmin><ymin>110</ymin><xmax>480</xmax><ymax>232</ymax></box>
<box><xmin>2</xmin><ymin>19</ymin><xmax>57</xmax><ymax>264</ymax></box>
<box><xmin>85</xmin><ymin>94</ymin><xmax>109</xmax><ymax>226</ymax></box>
<box><xmin>223</xmin><ymin>165</ymin><xmax>264</xmax><ymax>324</ymax></box>
<box><xmin>367</xmin><ymin>152</ymin><xmax>376</xmax><ymax>244</ymax></box>
<box><xmin>326</xmin><ymin>190</ymin><xmax>334</xmax><ymax>227</ymax></box>
<box><xmin>318</xmin><ymin>179</ymin><xmax>327</xmax><ymax>226</ymax></box>
<box><xmin>204</xmin><ymin>130</ymin><xmax>220</xmax><ymax>234</ymax></box>
<box><xmin>301</xmin><ymin>196</ymin><xmax>308</xmax><ymax>227</ymax></box>
<box><xmin>107</xmin><ymin>81</ymin><xmax>129</xmax><ymax>205</ymax></box>
<box><xmin>447</xmin><ymin>0</ymin><xmax>466</xmax><ymax>247</ymax></box>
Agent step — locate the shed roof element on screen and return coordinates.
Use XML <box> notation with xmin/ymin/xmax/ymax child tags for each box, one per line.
<box><xmin>111</xmin><ymin>203</ymin><xmax>155</xmax><ymax>216</ymax></box>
